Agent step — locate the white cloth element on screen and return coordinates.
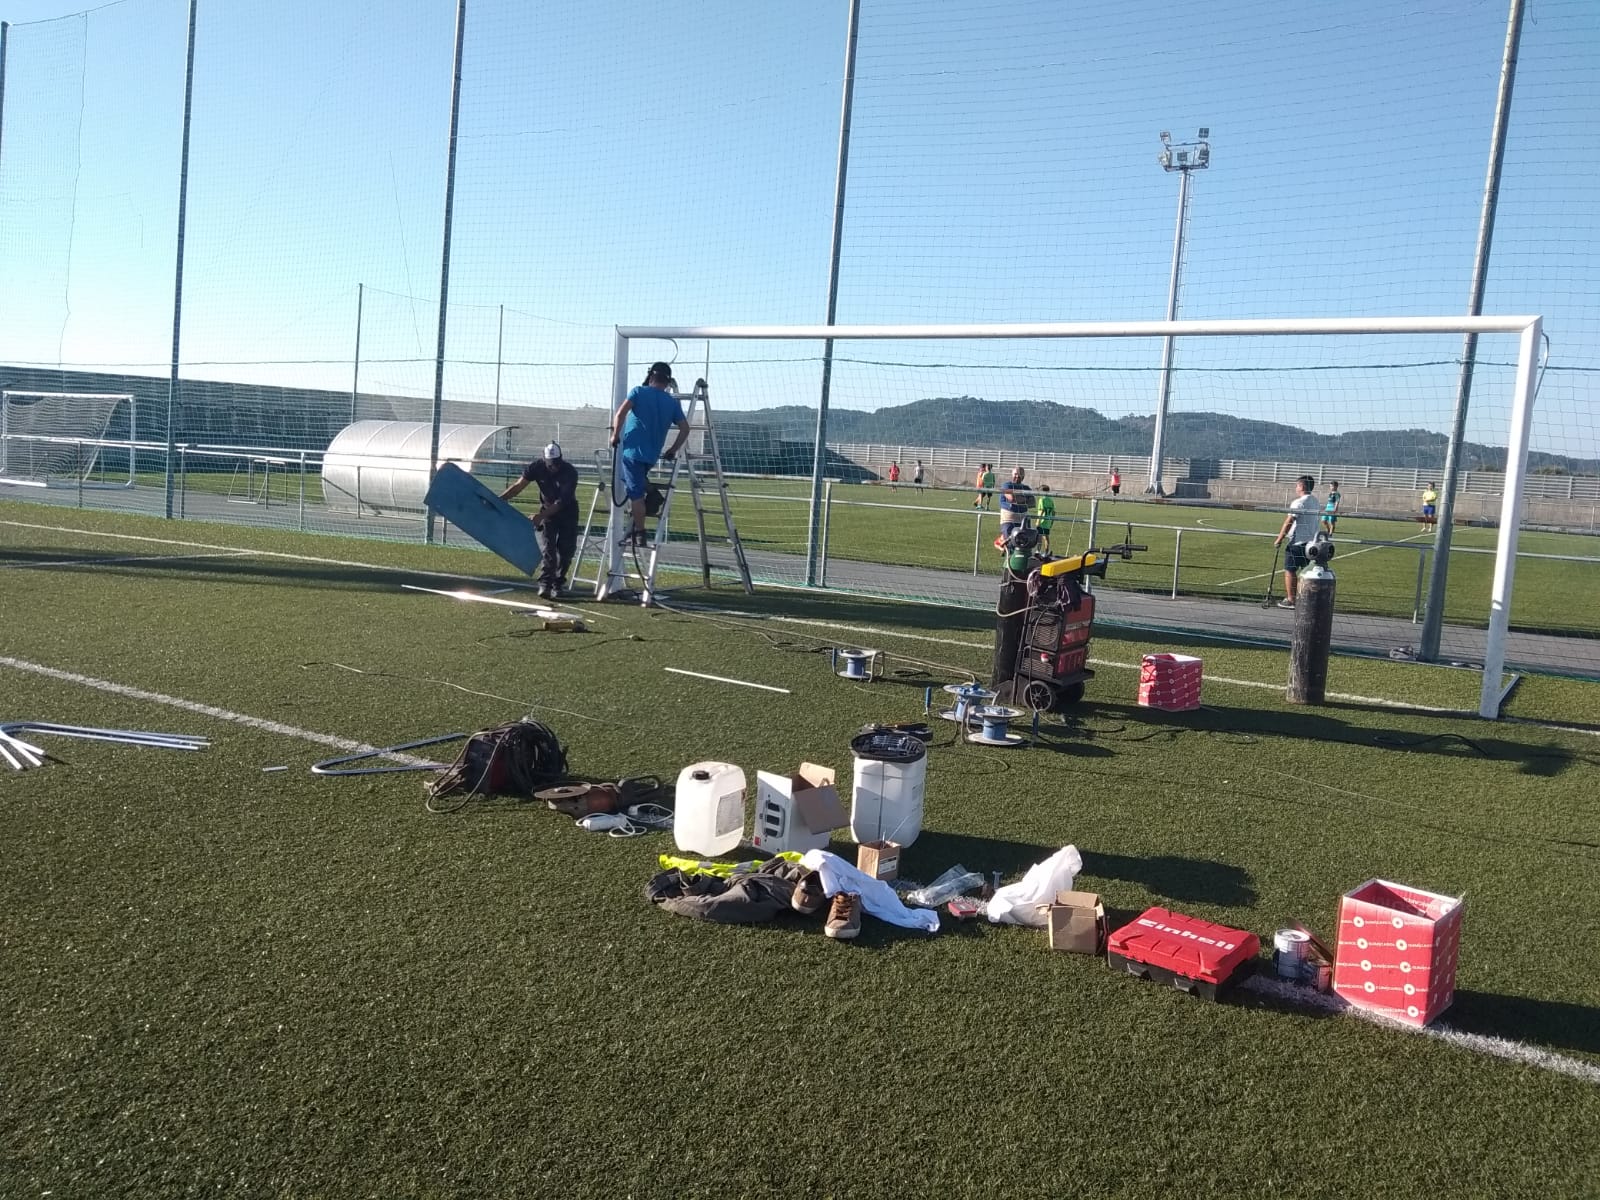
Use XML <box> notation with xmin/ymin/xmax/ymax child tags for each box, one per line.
<box><xmin>986</xmin><ymin>844</ymin><xmax>1083</xmax><ymax>927</ymax></box>
<box><xmin>799</xmin><ymin>849</ymin><xmax>940</xmax><ymax>933</ymax></box>
<box><xmin>1287</xmin><ymin>492</ymin><xmax>1321</xmax><ymax>544</ymax></box>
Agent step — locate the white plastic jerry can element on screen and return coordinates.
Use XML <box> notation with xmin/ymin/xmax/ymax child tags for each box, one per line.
<box><xmin>673</xmin><ymin>762</ymin><xmax>747</xmax><ymax>856</ymax></box>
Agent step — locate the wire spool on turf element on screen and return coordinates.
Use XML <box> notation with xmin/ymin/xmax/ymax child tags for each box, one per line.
<box><xmin>964</xmin><ymin>705</ymin><xmax>1028</xmax><ymax>747</ymax></box>
<box><xmin>939</xmin><ymin>682</ymin><xmax>995</xmax><ymax>723</ymax></box>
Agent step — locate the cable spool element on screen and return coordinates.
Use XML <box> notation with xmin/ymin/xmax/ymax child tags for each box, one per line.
<box><xmin>938</xmin><ymin>682</ymin><xmax>995</xmax><ymax>723</ymax></box>
<box><xmin>965</xmin><ymin>704</ymin><xmax>1027</xmax><ymax>747</ymax></box>
<box><xmin>833</xmin><ymin>647</ymin><xmax>883</xmax><ymax>682</ymax></box>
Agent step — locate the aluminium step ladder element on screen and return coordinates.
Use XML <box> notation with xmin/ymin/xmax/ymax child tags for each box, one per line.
<box><xmin>571</xmin><ymin>380</ymin><xmax>753</xmax><ymax>605</ymax></box>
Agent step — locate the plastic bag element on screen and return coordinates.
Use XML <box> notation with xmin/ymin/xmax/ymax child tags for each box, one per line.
<box><xmin>904</xmin><ymin>865</ymin><xmax>985</xmax><ymax>909</ymax></box>
<box><xmin>985</xmin><ymin>845</ymin><xmax>1083</xmax><ymax>927</ymax></box>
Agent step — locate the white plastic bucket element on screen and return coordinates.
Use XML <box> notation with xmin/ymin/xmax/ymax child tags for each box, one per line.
<box><xmin>674</xmin><ymin>762</ymin><xmax>747</xmax><ymax>856</ymax></box>
<box><xmin>849</xmin><ymin>731</ymin><xmax>928</xmax><ymax>847</ymax></box>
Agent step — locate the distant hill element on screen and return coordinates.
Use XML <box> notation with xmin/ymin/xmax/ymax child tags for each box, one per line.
<box><xmin>724</xmin><ymin>396</ymin><xmax>1598</xmax><ymax>475</ymax></box>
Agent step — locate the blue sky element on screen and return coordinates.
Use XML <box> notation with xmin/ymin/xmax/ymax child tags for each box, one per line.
<box><xmin>1</xmin><ymin>0</ymin><xmax>1596</xmax><ymax>457</ymax></box>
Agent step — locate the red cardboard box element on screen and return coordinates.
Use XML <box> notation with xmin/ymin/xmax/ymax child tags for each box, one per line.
<box><xmin>1138</xmin><ymin>654</ymin><xmax>1202</xmax><ymax>712</ymax></box>
<box><xmin>1333</xmin><ymin>879</ymin><xmax>1463</xmax><ymax>1026</ymax></box>
<box><xmin>1107</xmin><ymin>906</ymin><xmax>1259</xmax><ymax>1000</ymax></box>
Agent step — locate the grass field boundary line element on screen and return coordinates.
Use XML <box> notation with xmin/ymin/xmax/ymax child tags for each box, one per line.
<box><xmin>1241</xmin><ymin>975</ymin><xmax>1600</xmax><ymax>1086</ymax></box>
<box><xmin>0</xmin><ymin>519</ymin><xmax>542</xmax><ymax>594</ymax></box>
<box><xmin>753</xmin><ymin>613</ymin><xmax>1471</xmax><ymax>715</ymax></box>
<box><xmin>0</xmin><ymin>655</ymin><xmax>437</xmax><ymax>766</ymax></box>
<box><xmin>0</xmin><ymin>550</ymin><xmax>251</xmax><ymax>570</ymax></box>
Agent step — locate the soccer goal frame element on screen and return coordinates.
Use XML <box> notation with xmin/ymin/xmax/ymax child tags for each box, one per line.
<box><xmin>605</xmin><ymin>316</ymin><xmax>1543</xmax><ymax>720</ymax></box>
<box><xmin>0</xmin><ymin>391</ymin><xmax>139</xmax><ymax>488</ymax></box>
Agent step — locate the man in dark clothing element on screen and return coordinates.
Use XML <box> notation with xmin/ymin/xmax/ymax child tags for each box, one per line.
<box><xmin>500</xmin><ymin>441</ymin><xmax>580</xmax><ymax>599</ymax></box>
<box><xmin>995</xmin><ymin>465</ymin><xmax>1034</xmax><ymax>549</ymax></box>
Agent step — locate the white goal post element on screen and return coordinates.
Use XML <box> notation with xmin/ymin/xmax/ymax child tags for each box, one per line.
<box><xmin>0</xmin><ymin>391</ymin><xmax>139</xmax><ymax>487</ymax></box>
<box><xmin>604</xmin><ymin>316</ymin><xmax>1543</xmax><ymax>721</ymax></box>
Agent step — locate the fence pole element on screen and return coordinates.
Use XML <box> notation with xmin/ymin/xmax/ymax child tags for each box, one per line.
<box><xmin>1412</xmin><ymin>547</ymin><xmax>1427</xmax><ymax>622</ymax></box>
<box><xmin>972</xmin><ymin>506</ymin><xmax>983</xmax><ymax>574</ymax></box>
<box><xmin>493</xmin><ymin>303</ymin><xmax>504</xmax><ymax>425</ymax></box>
<box><xmin>425</xmin><ymin>0</ymin><xmax>467</xmax><ymax>547</ymax></box>
<box><xmin>805</xmin><ymin>0</ymin><xmax>860</xmax><ymax>587</ymax></box>
<box><xmin>76</xmin><ymin>441</ymin><xmax>83</xmax><ymax>508</ymax></box>
<box><xmin>1171</xmin><ymin>527</ymin><xmax>1182</xmax><ymax>598</ymax></box>
<box><xmin>298</xmin><ymin>450</ymin><xmax>306</xmax><ymax>531</ymax></box>
<box><xmin>163</xmin><ymin>0</ymin><xmax>199</xmax><ymax>520</ymax></box>
<box><xmin>819</xmin><ymin>479</ymin><xmax>833</xmax><ymax>588</ymax></box>
<box><xmin>1421</xmin><ymin>0</ymin><xmax>1527</xmax><ymax>661</ymax></box>
<box><xmin>0</xmin><ymin>23</ymin><xmax>10</xmax><ymax>175</ymax></box>
<box><xmin>1087</xmin><ymin>497</ymin><xmax>1100</xmax><ymax>551</ymax></box>
<box><xmin>350</xmin><ymin>283</ymin><xmax>363</xmax><ymax>426</ymax></box>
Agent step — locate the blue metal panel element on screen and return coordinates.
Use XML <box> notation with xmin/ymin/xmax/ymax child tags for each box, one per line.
<box><xmin>423</xmin><ymin>462</ymin><xmax>540</xmax><ymax>575</ymax></box>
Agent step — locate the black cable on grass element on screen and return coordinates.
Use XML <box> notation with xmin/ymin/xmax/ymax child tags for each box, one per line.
<box><xmin>650</xmin><ymin>599</ymin><xmax>979</xmax><ymax>681</ymax></box>
<box><xmin>1372</xmin><ymin>732</ymin><xmax>1491</xmax><ymax>756</ymax></box>
<box><xmin>1249</xmin><ymin>763</ymin><xmax>1600</xmax><ymax>865</ymax></box>
<box><xmin>299</xmin><ymin>661</ymin><xmax>605</xmax><ymax>723</ymax></box>
<box><xmin>475</xmin><ymin>631</ymin><xmax>644</xmax><ymax>651</ymax></box>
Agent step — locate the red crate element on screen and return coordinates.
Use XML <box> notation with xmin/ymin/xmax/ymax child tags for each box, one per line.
<box><xmin>1137</xmin><ymin>653</ymin><xmax>1203</xmax><ymax>711</ymax></box>
<box><xmin>1333</xmin><ymin>879</ymin><xmax>1463</xmax><ymax>1026</ymax></box>
<box><xmin>1107</xmin><ymin>907</ymin><xmax>1259</xmax><ymax>1000</ymax></box>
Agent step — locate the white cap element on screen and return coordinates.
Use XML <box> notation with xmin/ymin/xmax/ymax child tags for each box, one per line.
<box><xmin>543</xmin><ymin>442</ymin><xmax>562</xmax><ymax>460</ymax></box>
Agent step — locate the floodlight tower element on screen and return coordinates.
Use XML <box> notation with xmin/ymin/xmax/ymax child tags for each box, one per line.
<box><xmin>1146</xmin><ymin>127</ymin><xmax>1210</xmax><ymax>496</ymax></box>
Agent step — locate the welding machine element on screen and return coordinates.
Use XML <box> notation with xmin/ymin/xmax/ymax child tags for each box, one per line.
<box><xmin>991</xmin><ymin>523</ymin><xmax>1146</xmax><ymax>712</ymax></box>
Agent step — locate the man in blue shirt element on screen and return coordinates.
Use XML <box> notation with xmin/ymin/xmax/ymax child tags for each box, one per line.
<box><xmin>994</xmin><ymin>466</ymin><xmax>1033</xmax><ymax>549</ymax></box>
<box><xmin>610</xmin><ymin>362</ymin><xmax>691</xmax><ymax>543</ymax></box>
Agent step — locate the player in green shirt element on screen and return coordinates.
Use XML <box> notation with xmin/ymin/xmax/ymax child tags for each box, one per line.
<box><xmin>1036</xmin><ymin>486</ymin><xmax>1057</xmax><ymax>553</ymax></box>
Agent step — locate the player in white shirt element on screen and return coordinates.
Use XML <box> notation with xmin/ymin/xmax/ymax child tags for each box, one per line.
<box><xmin>1272</xmin><ymin>475</ymin><xmax>1321</xmax><ymax>609</ymax></box>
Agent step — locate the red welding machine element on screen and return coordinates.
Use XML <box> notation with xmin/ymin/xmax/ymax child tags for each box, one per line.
<box><xmin>1107</xmin><ymin>907</ymin><xmax>1260</xmax><ymax>1000</ymax></box>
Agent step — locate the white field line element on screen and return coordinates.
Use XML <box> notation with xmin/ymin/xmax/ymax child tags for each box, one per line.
<box><xmin>1240</xmin><ymin>975</ymin><xmax>1600</xmax><ymax>1086</ymax></box>
<box><xmin>1217</xmin><ymin>531</ymin><xmax>1431</xmax><ymax>589</ymax></box>
<box><xmin>0</xmin><ymin>517</ymin><xmax>618</xmax><ymax>619</ymax></box>
<box><xmin>663</xmin><ymin>667</ymin><xmax>790</xmax><ymax>694</ymax></box>
<box><xmin>756</xmin><ymin>614</ymin><xmax>1471</xmax><ymax>715</ymax></box>
<box><xmin>0</xmin><ymin>550</ymin><xmax>250</xmax><ymax>570</ymax></box>
<box><xmin>0</xmin><ymin>519</ymin><xmax>540</xmax><ymax>592</ymax></box>
<box><xmin>0</xmin><ymin>655</ymin><xmax>436</xmax><ymax>766</ymax></box>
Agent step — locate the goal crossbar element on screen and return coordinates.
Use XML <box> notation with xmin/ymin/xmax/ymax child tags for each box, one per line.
<box><xmin>608</xmin><ymin>315</ymin><xmax>1544</xmax><ymax>721</ymax></box>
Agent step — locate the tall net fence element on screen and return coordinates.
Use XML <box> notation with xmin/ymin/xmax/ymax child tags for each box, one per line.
<box><xmin>0</xmin><ymin>0</ymin><xmax>1596</xmax><ymax>680</ymax></box>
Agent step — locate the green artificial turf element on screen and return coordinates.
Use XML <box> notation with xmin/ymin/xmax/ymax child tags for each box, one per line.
<box><xmin>2</xmin><ymin>504</ymin><xmax>1598</xmax><ymax>1198</ymax></box>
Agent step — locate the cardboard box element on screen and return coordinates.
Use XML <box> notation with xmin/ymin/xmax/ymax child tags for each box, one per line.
<box><xmin>1332</xmin><ymin>879</ymin><xmax>1464</xmax><ymax>1027</ymax></box>
<box><xmin>751</xmin><ymin>764</ymin><xmax>847</xmax><ymax>854</ymax></box>
<box><xmin>856</xmin><ymin>840</ymin><xmax>901</xmax><ymax>882</ymax></box>
<box><xmin>1137</xmin><ymin>653</ymin><xmax>1203</xmax><ymax>712</ymax></box>
<box><xmin>1045</xmin><ymin>890</ymin><xmax>1106</xmax><ymax>954</ymax></box>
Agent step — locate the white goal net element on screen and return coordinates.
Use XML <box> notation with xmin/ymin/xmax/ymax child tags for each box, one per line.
<box><xmin>0</xmin><ymin>391</ymin><xmax>138</xmax><ymax>487</ymax></box>
<box><xmin>606</xmin><ymin>317</ymin><xmax>1550</xmax><ymax>719</ymax></box>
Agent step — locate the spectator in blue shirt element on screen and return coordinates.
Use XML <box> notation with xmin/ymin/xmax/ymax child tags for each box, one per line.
<box><xmin>994</xmin><ymin>466</ymin><xmax>1034</xmax><ymax>549</ymax></box>
<box><xmin>610</xmin><ymin>362</ymin><xmax>691</xmax><ymax>543</ymax></box>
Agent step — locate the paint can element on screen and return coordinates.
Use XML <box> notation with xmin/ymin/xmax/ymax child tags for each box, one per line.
<box><xmin>1273</xmin><ymin>928</ymin><xmax>1311</xmax><ymax>981</ymax></box>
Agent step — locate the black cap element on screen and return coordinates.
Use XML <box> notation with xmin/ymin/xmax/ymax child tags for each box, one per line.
<box><xmin>647</xmin><ymin>361</ymin><xmax>674</xmax><ymax>382</ymax></box>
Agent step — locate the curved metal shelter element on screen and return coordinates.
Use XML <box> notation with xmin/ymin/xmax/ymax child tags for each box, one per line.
<box><xmin>321</xmin><ymin>420</ymin><xmax>510</xmax><ymax>514</ymax></box>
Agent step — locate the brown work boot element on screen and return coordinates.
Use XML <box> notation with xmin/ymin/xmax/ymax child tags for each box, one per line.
<box><xmin>824</xmin><ymin>892</ymin><xmax>862</xmax><ymax>940</ymax></box>
<box><xmin>791</xmin><ymin>871</ymin><xmax>826</xmax><ymax>916</ymax></box>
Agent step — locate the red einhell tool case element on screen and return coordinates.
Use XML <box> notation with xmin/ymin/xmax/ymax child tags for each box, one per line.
<box><xmin>1107</xmin><ymin>907</ymin><xmax>1260</xmax><ymax>1001</ymax></box>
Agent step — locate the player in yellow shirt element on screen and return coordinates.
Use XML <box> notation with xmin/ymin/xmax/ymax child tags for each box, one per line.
<box><xmin>1421</xmin><ymin>482</ymin><xmax>1438</xmax><ymax>530</ymax></box>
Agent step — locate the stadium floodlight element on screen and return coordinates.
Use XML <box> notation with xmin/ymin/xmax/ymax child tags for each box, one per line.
<box><xmin>1149</xmin><ymin>128</ymin><xmax>1211</xmax><ymax>496</ymax></box>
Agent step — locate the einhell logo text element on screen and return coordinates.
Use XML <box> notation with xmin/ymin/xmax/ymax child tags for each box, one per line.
<box><xmin>1136</xmin><ymin>917</ymin><xmax>1237</xmax><ymax>952</ymax></box>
